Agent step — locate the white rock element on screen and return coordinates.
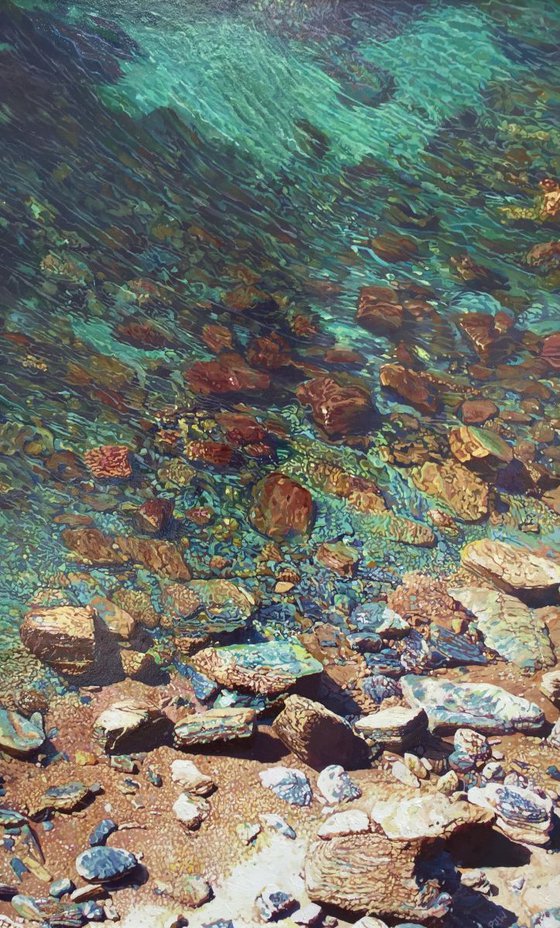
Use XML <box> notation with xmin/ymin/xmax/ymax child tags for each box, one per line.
<box><xmin>316</xmin><ymin>765</ymin><xmax>361</xmax><ymax>804</ymax></box>
<box><xmin>317</xmin><ymin>809</ymin><xmax>370</xmax><ymax>839</ymax></box>
<box><xmin>369</xmin><ymin>792</ymin><xmax>494</xmax><ymax>840</ymax></box>
<box><xmin>170</xmin><ymin>759</ymin><xmax>215</xmax><ymax>795</ymax></box>
<box><xmin>172</xmin><ymin>794</ymin><xmax>209</xmax><ymax>829</ymax></box>
<box><xmin>391</xmin><ymin>760</ymin><xmax>420</xmax><ymax>788</ymax></box>
<box><xmin>293</xmin><ymin>902</ymin><xmax>323</xmax><ymax>925</ymax></box>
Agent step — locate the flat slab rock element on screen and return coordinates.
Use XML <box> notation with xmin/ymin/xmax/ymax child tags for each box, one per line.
<box><xmin>305</xmin><ymin>833</ymin><xmax>453</xmax><ymax>918</ymax></box>
<box><xmin>354</xmin><ymin>706</ymin><xmax>428</xmax><ymax>752</ymax></box>
<box><xmin>369</xmin><ymin>791</ymin><xmax>495</xmax><ymax>840</ymax></box>
<box><xmin>174</xmin><ymin>707</ymin><xmax>255</xmax><ymax>746</ymax></box>
<box><xmin>401</xmin><ymin>675</ymin><xmax>544</xmax><ymax>735</ymax></box>
<box><xmin>192</xmin><ymin>640</ymin><xmax>322</xmax><ymax>697</ymax></box>
<box><xmin>468</xmin><ymin>783</ymin><xmax>553</xmax><ymax>846</ymax></box>
<box><xmin>76</xmin><ymin>846</ymin><xmax>138</xmax><ymax>883</ymax></box>
<box><xmin>449</xmin><ymin>586</ymin><xmax>555</xmax><ymax>672</ymax></box>
<box><xmin>461</xmin><ymin>539</ymin><xmax>560</xmax><ymax>599</ymax></box>
<box><xmin>273</xmin><ymin>695</ymin><xmax>370</xmax><ymax>769</ymax></box>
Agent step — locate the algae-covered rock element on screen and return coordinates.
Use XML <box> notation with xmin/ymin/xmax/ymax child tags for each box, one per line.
<box><xmin>192</xmin><ymin>641</ymin><xmax>322</xmax><ymax>696</ymax></box>
<box><xmin>449</xmin><ymin>586</ymin><xmax>555</xmax><ymax>672</ymax></box>
<box><xmin>401</xmin><ymin>675</ymin><xmax>544</xmax><ymax>734</ymax></box>
<box><xmin>0</xmin><ymin>708</ymin><xmax>45</xmax><ymax>757</ymax></box>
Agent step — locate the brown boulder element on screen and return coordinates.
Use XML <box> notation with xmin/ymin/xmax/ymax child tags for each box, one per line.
<box><xmin>246</xmin><ymin>333</ymin><xmax>291</xmax><ymax>370</ymax></box>
<box><xmin>62</xmin><ymin>527</ymin><xmax>125</xmax><ymax>567</ymax></box>
<box><xmin>135</xmin><ymin>498</ymin><xmax>174</xmax><ymax>534</ymax></box>
<box><xmin>412</xmin><ymin>460</ymin><xmax>489</xmax><ymax>521</ymax></box>
<box><xmin>20</xmin><ymin>605</ymin><xmax>97</xmax><ymax>675</ymax></box>
<box><xmin>449</xmin><ymin>425</ymin><xmax>513</xmax><ymax>467</ymax></box>
<box><xmin>305</xmin><ymin>833</ymin><xmax>452</xmax><ymax>918</ymax></box>
<box><xmin>115</xmin><ymin>536</ymin><xmax>191</xmax><ymax>580</ymax></box>
<box><xmin>186</xmin><ymin>352</ymin><xmax>270</xmax><ymax>395</ymax></box>
<box><xmin>297</xmin><ymin>375</ymin><xmax>375</xmax><ymax>439</ymax></box>
<box><xmin>379</xmin><ymin>364</ymin><xmax>440</xmax><ymax>415</ymax></box>
<box><xmin>273</xmin><ymin>694</ymin><xmax>370</xmax><ymax>769</ymax></box>
<box><xmin>370</xmin><ymin>232</ymin><xmax>418</xmax><ymax>263</ymax></box>
<box><xmin>356</xmin><ymin>286</ymin><xmax>403</xmax><ymax>335</ymax></box>
<box><xmin>459</xmin><ymin>398</ymin><xmax>499</xmax><ymax>424</ymax></box>
<box><xmin>250</xmin><ymin>473</ymin><xmax>314</xmax><ymax>539</ymax></box>
<box><xmin>316</xmin><ymin>541</ymin><xmax>359</xmax><ymax>577</ymax></box>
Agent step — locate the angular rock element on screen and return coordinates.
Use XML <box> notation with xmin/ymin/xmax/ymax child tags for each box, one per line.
<box><xmin>401</xmin><ymin>675</ymin><xmax>544</xmax><ymax>734</ymax></box>
<box><xmin>296</xmin><ymin>375</ymin><xmax>375</xmax><ymax>439</ymax></box>
<box><xmin>540</xmin><ymin>671</ymin><xmax>560</xmax><ymax>706</ymax></box>
<box><xmin>0</xmin><ymin>708</ymin><xmax>45</xmax><ymax>758</ymax></box>
<box><xmin>115</xmin><ymin>535</ymin><xmax>190</xmax><ymax>581</ymax></box>
<box><xmin>163</xmin><ymin>579</ymin><xmax>256</xmax><ymax>635</ymax></box>
<box><xmin>75</xmin><ymin>846</ymin><xmax>138</xmax><ymax>883</ymax></box>
<box><xmin>170</xmin><ymin>760</ymin><xmax>215</xmax><ymax>796</ymax></box>
<box><xmin>369</xmin><ymin>792</ymin><xmax>494</xmax><ymax>840</ymax></box>
<box><xmin>380</xmin><ymin>364</ymin><xmax>440</xmax><ymax>415</ymax></box>
<box><xmin>93</xmin><ymin>699</ymin><xmax>170</xmax><ymax>753</ymax></box>
<box><xmin>453</xmin><ymin>729</ymin><xmax>491</xmax><ymax>766</ymax></box>
<box><xmin>174</xmin><ymin>707</ymin><xmax>255</xmax><ymax>747</ymax></box>
<box><xmin>175</xmin><ymin>874</ymin><xmax>213</xmax><ymax>908</ymax></box>
<box><xmin>43</xmin><ymin>781</ymin><xmax>92</xmax><ymax>813</ymax></box>
<box><xmin>273</xmin><ymin>695</ymin><xmax>370</xmax><ymax>769</ymax></box>
<box><xmin>173</xmin><ymin>794</ymin><xmax>209</xmax><ymax>829</ymax></box>
<box><xmin>468</xmin><ymin>783</ymin><xmax>553</xmax><ymax>845</ymax></box>
<box><xmin>305</xmin><ymin>834</ymin><xmax>453</xmax><ymax>918</ymax></box>
<box><xmin>461</xmin><ymin>539</ymin><xmax>560</xmax><ymax>600</ymax></box>
<box><xmin>354</xmin><ymin>706</ymin><xmax>428</xmax><ymax>753</ymax></box>
<box><xmin>449</xmin><ymin>586</ymin><xmax>555</xmax><ymax>672</ymax></box>
<box><xmin>255</xmin><ymin>885</ymin><xmax>297</xmax><ymax>921</ymax></box>
<box><xmin>89</xmin><ymin>596</ymin><xmax>137</xmax><ymax>641</ymax></box>
<box><xmin>83</xmin><ymin>444</ymin><xmax>132</xmax><ymax>479</ymax></box>
<box><xmin>411</xmin><ymin>460</ymin><xmax>489</xmax><ymax>521</ymax></box>
<box><xmin>135</xmin><ymin>498</ymin><xmax>174</xmax><ymax>534</ymax></box>
<box><xmin>250</xmin><ymin>473</ymin><xmax>314</xmax><ymax>539</ymax></box>
<box><xmin>459</xmin><ymin>399</ymin><xmax>499</xmax><ymax>425</ymax></box>
<box><xmin>193</xmin><ymin>642</ymin><xmax>322</xmax><ymax>697</ymax></box>
<box><xmin>20</xmin><ymin>605</ymin><xmax>97</xmax><ymax>675</ymax></box>
<box><xmin>316</xmin><ymin>765</ymin><xmax>361</xmax><ymax>804</ymax></box>
<box><xmin>259</xmin><ymin>766</ymin><xmax>312</xmax><ymax>806</ymax></box>
<box><xmin>317</xmin><ymin>809</ymin><xmax>370</xmax><ymax>838</ymax></box>
<box><xmin>62</xmin><ymin>526</ymin><xmax>126</xmax><ymax>566</ymax></box>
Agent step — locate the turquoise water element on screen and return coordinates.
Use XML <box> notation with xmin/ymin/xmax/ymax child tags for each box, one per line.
<box><xmin>1</xmin><ymin>0</ymin><xmax>560</xmax><ymax>682</ymax></box>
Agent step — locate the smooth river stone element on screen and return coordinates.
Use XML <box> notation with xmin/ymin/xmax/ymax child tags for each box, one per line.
<box><xmin>449</xmin><ymin>586</ymin><xmax>555</xmax><ymax>672</ymax></box>
<box><xmin>75</xmin><ymin>846</ymin><xmax>138</xmax><ymax>882</ymax></box>
<box><xmin>461</xmin><ymin>539</ymin><xmax>560</xmax><ymax>599</ymax></box>
<box><xmin>401</xmin><ymin>675</ymin><xmax>544</xmax><ymax>735</ymax></box>
<box><xmin>0</xmin><ymin>708</ymin><xmax>45</xmax><ymax>757</ymax></box>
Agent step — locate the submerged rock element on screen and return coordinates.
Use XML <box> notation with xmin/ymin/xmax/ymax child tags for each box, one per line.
<box><xmin>356</xmin><ymin>285</ymin><xmax>403</xmax><ymax>335</ymax></box>
<box><xmin>369</xmin><ymin>792</ymin><xmax>494</xmax><ymax>841</ymax></box>
<box><xmin>449</xmin><ymin>426</ymin><xmax>513</xmax><ymax>467</ymax></box>
<box><xmin>187</xmin><ymin>352</ymin><xmax>271</xmax><ymax>395</ymax></box>
<box><xmin>192</xmin><ymin>641</ymin><xmax>322</xmax><ymax>697</ymax></box>
<box><xmin>461</xmin><ymin>539</ymin><xmax>560</xmax><ymax>600</ymax></box>
<box><xmin>20</xmin><ymin>605</ymin><xmax>97</xmax><ymax>676</ymax></box>
<box><xmin>401</xmin><ymin>675</ymin><xmax>544</xmax><ymax>734</ymax></box>
<box><xmin>449</xmin><ymin>586</ymin><xmax>555</xmax><ymax>672</ymax></box>
<box><xmin>174</xmin><ymin>707</ymin><xmax>255</xmax><ymax>747</ymax></box>
<box><xmin>0</xmin><ymin>708</ymin><xmax>45</xmax><ymax>757</ymax></box>
<box><xmin>305</xmin><ymin>833</ymin><xmax>453</xmax><ymax>918</ymax></box>
<box><xmin>411</xmin><ymin>460</ymin><xmax>489</xmax><ymax>521</ymax></box>
<box><xmin>380</xmin><ymin>364</ymin><xmax>441</xmax><ymax>415</ymax></box>
<box><xmin>249</xmin><ymin>473</ymin><xmax>314</xmax><ymax>539</ymax></box>
<box><xmin>467</xmin><ymin>783</ymin><xmax>553</xmax><ymax>845</ymax></box>
<box><xmin>75</xmin><ymin>846</ymin><xmax>138</xmax><ymax>883</ymax></box>
<box><xmin>273</xmin><ymin>695</ymin><xmax>370</xmax><ymax>769</ymax></box>
<box><xmin>296</xmin><ymin>375</ymin><xmax>375</xmax><ymax>439</ymax></box>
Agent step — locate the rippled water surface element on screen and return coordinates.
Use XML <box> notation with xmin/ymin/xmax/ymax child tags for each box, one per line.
<box><xmin>1</xmin><ymin>0</ymin><xmax>560</xmax><ymax>684</ymax></box>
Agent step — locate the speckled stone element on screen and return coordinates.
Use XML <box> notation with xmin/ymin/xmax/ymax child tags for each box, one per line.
<box><xmin>75</xmin><ymin>846</ymin><xmax>138</xmax><ymax>883</ymax></box>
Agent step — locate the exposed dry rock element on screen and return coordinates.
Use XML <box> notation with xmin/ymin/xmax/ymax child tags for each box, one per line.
<box><xmin>411</xmin><ymin>460</ymin><xmax>489</xmax><ymax>521</ymax></box>
<box><xmin>369</xmin><ymin>791</ymin><xmax>494</xmax><ymax>840</ymax></box>
<box><xmin>93</xmin><ymin>699</ymin><xmax>170</xmax><ymax>753</ymax></box>
<box><xmin>249</xmin><ymin>473</ymin><xmax>314</xmax><ymax>539</ymax></box>
<box><xmin>296</xmin><ymin>375</ymin><xmax>375</xmax><ymax>439</ymax></box>
<box><xmin>461</xmin><ymin>539</ymin><xmax>560</xmax><ymax>599</ymax></box>
<box><xmin>20</xmin><ymin>605</ymin><xmax>97</xmax><ymax>675</ymax></box>
<box><xmin>540</xmin><ymin>671</ymin><xmax>560</xmax><ymax>706</ymax></box>
<box><xmin>192</xmin><ymin>641</ymin><xmax>321</xmax><ymax>696</ymax></box>
<box><xmin>468</xmin><ymin>783</ymin><xmax>553</xmax><ymax>845</ymax></box>
<box><xmin>0</xmin><ymin>708</ymin><xmax>45</xmax><ymax>757</ymax></box>
<box><xmin>173</xmin><ymin>707</ymin><xmax>255</xmax><ymax>747</ymax></box>
<box><xmin>317</xmin><ymin>809</ymin><xmax>370</xmax><ymax>838</ymax></box>
<box><xmin>305</xmin><ymin>833</ymin><xmax>453</xmax><ymax>918</ymax></box>
<box><xmin>449</xmin><ymin>586</ymin><xmax>555</xmax><ymax>672</ymax></box>
<box><xmin>354</xmin><ymin>706</ymin><xmax>428</xmax><ymax>752</ymax></box>
<box><xmin>273</xmin><ymin>695</ymin><xmax>370</xmax><ymax>769</ymax></box>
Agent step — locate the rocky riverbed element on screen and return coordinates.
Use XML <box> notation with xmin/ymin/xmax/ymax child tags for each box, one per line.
<box><xmin>2</xmin><ymin>0</ymin><xmax>560</xmax><ymax>926</ymax></box>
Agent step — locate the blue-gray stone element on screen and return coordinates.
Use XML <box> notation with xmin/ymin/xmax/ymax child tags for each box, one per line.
<box><xmin>76</xmin><ymin>846</ymin><xmax>137</xmax><ymax>883</ymax></box>
<box><xmin>532</xmin><ymin>909</ymin><xmax>560</xmax><ymax>928</ymax></box>
<box><xmin>0</xmin><ymin>709</ymin><xmax>45</xmax><ymax>757</ymax></box>
<box><xmin>89</xmin><ymin>819</ymin><xmax>117</xmax><ymax>847</ymax></box>
<box><xmin>361</xmin><ymin>674</ymin><xmax>402</xmax><ymax>704</ymax></box>
<box><xmin>50</xmin><ymin>877</ymin><xmax>75</xmax><ymax>898</ymax></box>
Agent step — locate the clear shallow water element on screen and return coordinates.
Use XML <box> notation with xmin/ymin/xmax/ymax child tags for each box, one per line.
<box><xmin>1</xmin><ymin>0</ymin><xmax>560</xmax><ymax>683</ymax></box>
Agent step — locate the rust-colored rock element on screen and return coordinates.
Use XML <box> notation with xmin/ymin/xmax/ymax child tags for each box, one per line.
<box><xmin>324</xmin><ymin>348</ymin><xmax>365</xmax><ymax>365</ymax></box>
<box><xmin>525</xmin><ymin>241</ymin><xmax>560</xmax><ymax>271</ymax></box>
<box><xmin>458</xmin><ymin>312</ymin><xmax>514</xmax><ymax>359</ymax></box>
<box><xmin>186</xmin><ymin>352</ymin><xmax>270</xmax><ymax>395</ymax></box>
<box><xmin>380</xmin><ymin>364</ymin><xmax>440</xmax><ymax>415</ymax></box>
<box><xmin>411</xmin><ymin>460</ymin><xmax>489</xmax><ymax>521</ymax></box>
<box><xmin>356</xmin><ymin>285</ymin><xmax>403</xmax><ymax>335</ymax></box>
<box><xmin>135</xmin><ymin>498</ymin><xmax>174</xmax><ymax>534</ymax></box>
<box><xmin>305</xmin><ymin>834</ymin><xmax>452</xmax><ymax>919</ymax></box>
<box><xmin>316</xmin><ymin>541</ymin><xmax>359</xmax><ymax>577</ymax></box>
<box><xmin>297</xmin><ymin>375</ymin><xmax>375</xmax><ymax>439</ymax></box>
<box><xmin>246</xmin><ymin>333</ymin><xmax>291</xmax><ymax>370</ymax></box>
<box><xmin>541</xmin><ymin>333</ymin><xmax>560</xmax><ymax>369</ymax></box>
<box><xmin>201</xmin><ymin>323</ymin><xmax>233</xmax><ymax>353</ymax></box>
<box><xmin>20</xmin><ymin>605</ymin><xmax>97</xmax><ymax>675</ymax></box>
<box><xmin>115</xmin><ymin>536</ymin><xmax>191</xmax><ymax>581</ymax></box>
<box><xmin>273</xmin><ymin>694</ymin><xmax>370</xmax><ymax>769</ymax></box>
<box><xmin>387</xmin><ymin>572</ymin><xmax>470</xmax><ymax>632</ymax></box>
<box><xmin>459</xmin><ymin>398</ymin><xmax>499</xmax><ymax>425</ymax></box>
<box><xmin>449</xmin><ymin>425</ymin><xmax>513</xmax><ymax>467</ymax></box>
<box><xmin>307</xmin><ymin>460</ymin><xmax>386</xmax><ymax>514</ymax></box>
<box><xmin>62</xmin><ymin>526</ymin><xmax>125</xmax><ymax>566</ymax></box>
<box><xmin>184</xmin><ymin>440</ymin><xmax>234</xmax><ymax>467</ymax></box>
<box><xmin>250</xmin><ymin>473</ymin><xmax>314</xmax><ymax>539</ymax></box>
<box><xmin>370</xmin><ymin>231</ymin><xmax>418</xmax><ymax>262</ymax></box>
<box><xmin>83</xmin><ymin>445</ymin><xmax>132</xmax><ymax>479</ymax></box>
<box><xmin>215</xmin><ymin>412</ymin><xmax>267</xmax><ymax>446</ymax></box>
